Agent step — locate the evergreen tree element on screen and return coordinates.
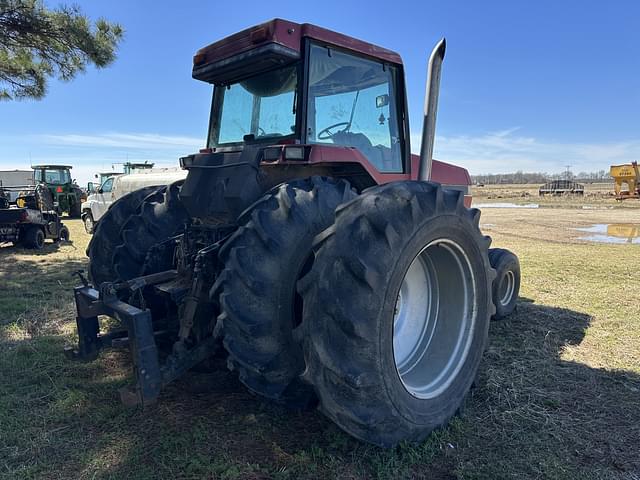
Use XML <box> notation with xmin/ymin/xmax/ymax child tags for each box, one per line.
<box><xmin>0</xmin><ymin>0</ymin><xmax>123</xmax><ymax>100</ymax></box>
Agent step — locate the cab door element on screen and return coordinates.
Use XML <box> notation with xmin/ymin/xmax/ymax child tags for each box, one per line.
<box><xmin>92</xmin><ymin>177</ymin><xmax>115</xmax><ymax>221</ymax></box>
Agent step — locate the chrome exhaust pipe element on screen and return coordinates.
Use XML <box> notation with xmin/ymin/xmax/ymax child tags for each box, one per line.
<box><xmin>418</xmin><ymin>38</ymin><xmax>446</xmax><ymax>182</ymax></box>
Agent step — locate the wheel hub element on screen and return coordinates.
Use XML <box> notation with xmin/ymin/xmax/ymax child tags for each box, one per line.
<box><xmin>393</xmin><ymin>239</ymin><xmax>476</xmax><ymax>399</ymax></box>
<box><xmin>498</xmin><ymin>270</ymin><xmax>515</xmax><ymax>306</ymax></box>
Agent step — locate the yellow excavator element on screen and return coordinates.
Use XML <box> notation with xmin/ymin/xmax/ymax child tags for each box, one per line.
<box><xmin>610</xmin><ymin>161</ymin><xmax>640</xmax><ymax>200</ymax></box>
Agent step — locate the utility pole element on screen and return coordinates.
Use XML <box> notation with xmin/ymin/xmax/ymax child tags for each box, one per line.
<box><xmin>564</xmin><ymin>164</ymin><xmax>572</xmax><ymax>180</ymax></box>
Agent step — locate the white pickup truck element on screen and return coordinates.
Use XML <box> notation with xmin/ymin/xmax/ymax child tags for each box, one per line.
<box><xmin>81</xmin><ymin>168</ymin><xmax>187</xmax><ymax>234</ymax></box>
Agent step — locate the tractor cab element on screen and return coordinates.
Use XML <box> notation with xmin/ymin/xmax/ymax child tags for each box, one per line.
<box><xmin>181</xmin><ymin>20</ymin><xmax>469</xmax><ymax>223</ymax></box>
<box><xmin>32</xmin><ymin>165</ymin><xmax>83</xmax><ymax>217</ymax></box>
<box><xmin>33</xmin><ymin>165</ymin><xmax>73</xmax><ymax>186</ymax></box>
<box><xmin>192</xmin><ymin>20</ymin><xmax>410</xmax><ymax>183</ymax></box>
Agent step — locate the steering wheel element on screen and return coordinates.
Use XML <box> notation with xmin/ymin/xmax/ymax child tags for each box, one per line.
<box><xmin>317</xmin><ymin>122</ymin><xmax>351</xmax><ymax>140</ymax></box>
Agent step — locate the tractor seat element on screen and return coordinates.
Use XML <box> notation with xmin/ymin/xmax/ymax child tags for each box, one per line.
<box><xmin>332</xmin><ymin>130</ymin><xmax>396</xmax><ymax>171</ymax></box>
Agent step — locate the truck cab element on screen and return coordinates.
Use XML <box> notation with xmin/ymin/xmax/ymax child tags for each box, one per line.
<box><xmin>81</xmin><ymin>169</ymin><xmax>187</xmax><ymax>234</ymax></box>
<box><xmin>81</xmin><ymin>176</ymin><xmax>117</xmax><ymax>233</ymax></box>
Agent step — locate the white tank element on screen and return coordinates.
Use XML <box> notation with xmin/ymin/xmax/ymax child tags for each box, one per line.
<box><xmin>112</xmin><ymin>167</ymin><xmax>187</xmax><ymax>201</ymax></box>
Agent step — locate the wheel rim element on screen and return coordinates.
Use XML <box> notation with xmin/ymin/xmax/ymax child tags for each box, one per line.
<box><xmin>85</xmin><ymin>217</ymin><xmax>93</xmax><ymax>231</ymax></box>
<box><xmin>393</xmin><ymin>239</ymin><xmax>476</xmax><ymax>399</ymax></box>
<box><xmin>498</xmin><ymin>270</ymin><xmax>515</xmax><ymax>307</ymax></box>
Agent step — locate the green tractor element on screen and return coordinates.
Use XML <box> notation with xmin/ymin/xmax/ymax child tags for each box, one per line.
<box><xmin>32</xmin><ymin>165</ymin><xmax>84</xmax><ymax>217</ymax></box>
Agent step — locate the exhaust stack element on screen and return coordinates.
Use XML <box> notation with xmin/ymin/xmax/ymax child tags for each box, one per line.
<box><xmin>418</xmin><ymin>38</ymin><xmax>446</xmax><ymax>181</ymax></box>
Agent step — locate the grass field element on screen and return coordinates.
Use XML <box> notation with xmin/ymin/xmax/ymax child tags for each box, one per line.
<box><xmin>1</xmin><ymin>203</ymin><xmax>639</xmax><ymax>479</ymax></box>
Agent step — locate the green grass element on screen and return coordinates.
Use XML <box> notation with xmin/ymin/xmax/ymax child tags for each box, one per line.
<box><xmin>1</xmin><ymin>217</ymin><xmax>639</xmax><ymax>479</ymax></box>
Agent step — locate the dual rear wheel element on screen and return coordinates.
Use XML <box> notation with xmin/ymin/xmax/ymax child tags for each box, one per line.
<box><xmin>218</xmin><ymin>180</ymin><xmax>500</xmax><ymax>446</ymax></box>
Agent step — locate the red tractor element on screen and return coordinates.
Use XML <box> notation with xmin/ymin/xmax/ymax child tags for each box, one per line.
<box><xmin>68</xmin><ymin>19</ymin><xmax>520</xmax><ymax>447</ymax></box>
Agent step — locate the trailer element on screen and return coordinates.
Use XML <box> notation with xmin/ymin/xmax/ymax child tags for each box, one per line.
<box><xmin>539</xmin><ymin>179</ymin><xmax>585</xmax><ymax>196</ymax></box>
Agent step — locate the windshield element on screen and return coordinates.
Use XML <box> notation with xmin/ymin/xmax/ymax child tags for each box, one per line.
<box><xmin>34</xmin><ymin>168</ymin><xmax>71</xmax><ymax>184</ymax></box>
<box><xmin>210</xmin><ymin>65</ymin><xmax>298</xmax><ymax>146</ymax></box>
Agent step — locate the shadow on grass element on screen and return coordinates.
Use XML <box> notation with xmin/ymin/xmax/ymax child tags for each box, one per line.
<box><xmin>0</xmin><ymin>245</ymin><xmax>86</xmax><ymax>329</ymax></box>
<box><xmin>1</xmin><ymin>294</ymin><xmax>639</xmax><ymax>479</ymax></box>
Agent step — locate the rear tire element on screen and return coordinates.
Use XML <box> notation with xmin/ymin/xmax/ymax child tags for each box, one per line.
<box><xmin>300</xmin><ymin>181</ymin><xmax>495</xmax><ymax>447</ymax></box>
<box><xmin>88</xmin><ymin>182</ymin><xmax>187</xmax><ymax>286</ymax></box>
<box><xmin>488</xmin><ymin>248</ymin><xmax>520</xmax><ymax>319</ymax></box>
<box><xmin>35</xmin><ymin>184</ymin><xmax>54</xmax><ymax>212</ymax></box>
<box><xmin>23</xmin><ymin>226</ymin><xmax>45</xmax><ymax>249</ymax></box>
<box><xmin>69</xmin><ymin>198</ymin><xmax>82</xmax><ymax>218</ymax></box>
<box><xmin>213</xmin><ymin>177</ymin><xmax>356</xmax><ymax>407</ymax></box>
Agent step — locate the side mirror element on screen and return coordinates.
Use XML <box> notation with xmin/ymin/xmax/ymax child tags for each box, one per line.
<box><xmin>97</xmin><ymin>188</ymin><xmax>103</xmax><ymax>194</ymax></box>
<box><xmin>87</xmin><ymin>182</ymin><xmax>94</xmax><ymax>193</ymax></box>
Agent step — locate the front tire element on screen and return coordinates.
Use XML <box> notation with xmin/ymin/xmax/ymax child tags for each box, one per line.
<box><xmin>213</xmin><ymin>177</ymin><xmax>356</xmax><ymax>406</ymax></box>
<box><xmin>58</xmin><ymin>225</ymin><xmax>70</xmax><ymax>242</ymax></box>
<box><xmin>300</xmin><ymin>181</ymin><xmax>495</xmax><ymax>447</ymax></box>
<box><xmin>82</xmin><ymin>212</ymin><xmax>95</xmax><ymax>234</ymax></box>
<box><xmin>488</xmin><ymin>248</ymin><xmax>520</xmax><ymax>319</ymax></box>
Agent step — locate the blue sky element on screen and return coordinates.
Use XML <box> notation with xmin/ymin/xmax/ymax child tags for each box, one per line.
<box><xmin>1</xmin><ymin>0</ymin><xmax>639</xmax><ymax>184</ymax></box>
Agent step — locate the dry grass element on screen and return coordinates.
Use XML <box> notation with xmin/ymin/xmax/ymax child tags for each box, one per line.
<box><xmin>1</xmin><ymin>209</ymin><xmax>639</xmax><ymax>479</ymax></box>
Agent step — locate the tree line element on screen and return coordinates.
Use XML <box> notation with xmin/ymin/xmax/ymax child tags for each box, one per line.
<box><xmin>471</xmin><ymin>170</ymin><xmax>611</xmax><ymax>185</ymax></box>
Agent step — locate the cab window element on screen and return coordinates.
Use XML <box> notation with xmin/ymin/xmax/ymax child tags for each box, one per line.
<box><xmin>306</xmin><ymin>44</ymin><xmax>403</xmax><ymax>173</ymax></box>
<box><xmin>34</xmin><ymin>168</ymin><xmax>71</xmax><ymax>184</ymax></box>
<box><xmin>101</xmin><ymin>178</ymin><xmax>114</xmax><ymax>193</ymax></box>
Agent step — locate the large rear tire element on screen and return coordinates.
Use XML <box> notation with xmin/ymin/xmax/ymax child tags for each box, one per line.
<box><xmin>88</xmin><ymin>182</ymin><xmax>187</xmax><ymax>286</ymax></box>
<box><xmin>300</xmin><ymin>181</ymin><xmax>495</xmax><ymax>447</ymax></box>
<box><xmin>213</xmin><ymin>177</ymin><xmax>356</xmax><ymax>406</ymax></box>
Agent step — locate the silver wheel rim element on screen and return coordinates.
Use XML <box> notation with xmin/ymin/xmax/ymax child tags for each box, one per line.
<box><xmin>85</xmin><ymin>217</ymin><xmax>93</xmax><ymax>231</ymax></box>
<box><xmin>498</xmin><ymin>270</ymin><xmax>515</xmax><ymax>307</ymax></box>
<box><xmin>393</xmin><ymin>239</ymin><xmax>477</xmax><ymax>399</ymax></box>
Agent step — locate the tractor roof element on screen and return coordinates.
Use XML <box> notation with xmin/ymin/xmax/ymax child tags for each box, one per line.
<box><xmin>32</xmin><ymin>165</ymin><xmax>72</xmax><ymax>169</ymax></box>
<box><xmin>193</xmin><ymin>19</ymin><xmax>403</xmax><ymax>84</ymax></box>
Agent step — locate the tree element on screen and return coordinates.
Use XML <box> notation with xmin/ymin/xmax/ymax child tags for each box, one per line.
<box><xmin>0</xmin><ymin>0</ymin><xmax>123</xmax><ymax>100</ymax></box>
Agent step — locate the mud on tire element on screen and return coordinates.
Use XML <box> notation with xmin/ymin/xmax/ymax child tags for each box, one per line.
<box><xmin>213</xmin><ymin>177</ymin><xmax>356</xmax><ymax>407</ymax></box>
<box><xmin>300</xmin><ymin>181</ymin><xmax>495</xmax><ymax>447</ymax></box>
<box><xmin>88</xmin><ymin>182</ymin><xmax>187</xmax><ymax>286</ymax></box>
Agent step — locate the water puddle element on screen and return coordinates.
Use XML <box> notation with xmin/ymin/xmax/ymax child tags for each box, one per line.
<box><xmin>474</xmin><ymin>202</ymin><xmax>539</xmax><ymax>209</ymax></box>
<box><xmin>575</xmin><ymin>224</ymin><xmax>640</xmax><ymax>244</ymax></box>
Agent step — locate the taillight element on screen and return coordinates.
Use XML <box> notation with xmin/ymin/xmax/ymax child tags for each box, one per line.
<box><xmin>56</xmin><ymin>186</ymin><xmax>63</xmax><ymax>193</ymax></box>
